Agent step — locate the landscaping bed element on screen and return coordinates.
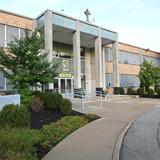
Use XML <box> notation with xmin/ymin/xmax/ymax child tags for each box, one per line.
<box><xmin>0</xmin><ymin>92</ymin><xmax>100</xmax><ymax>160</ymax></box>
<box><xmin>30</xmin><ymin>110</ymin><xmax>84</xmax><ymax>129</ymax></box>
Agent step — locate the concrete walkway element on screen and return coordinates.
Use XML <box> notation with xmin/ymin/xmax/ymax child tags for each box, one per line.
<box><xmin>42</xmin><ymin>98</ymin><xmax>160</xmax><ymax>160</ymax></box>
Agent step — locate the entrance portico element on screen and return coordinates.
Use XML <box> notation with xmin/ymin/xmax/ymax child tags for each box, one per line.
<box><xmin>37</xmin><ymin>9</ymin><xmax>119</xmax><ymax>94</ymax></box>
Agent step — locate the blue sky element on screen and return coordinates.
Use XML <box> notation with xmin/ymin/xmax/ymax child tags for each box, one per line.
<box><xmin>1</xmin><ymin>0</ymin><xmax>160</xmax><ymax>51</ymax></box>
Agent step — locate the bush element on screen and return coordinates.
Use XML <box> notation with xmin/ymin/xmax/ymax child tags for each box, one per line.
<box><xmin>137</xmin><ymin>88</ymin><xmax>145</xmax><ymax>97</ymax></box>
<box><xmin>157</xmin><ymin>89</ymin><xmax>160</xmax><ymax>97</ymax></box>
<box><xmin>147</xmin><ymin>88</ymin><xmax>154</xmax><ymax>97</ymax></box>
<box><xmin>84</xmin><ymin>114</ymin><xmax>100</xmax><ymax>122</ymax></box>
<box><xmin>20</xmin><ymin>89</ymin><xmax>32</xmax><ymax>107</ymax></box>
<box><xmin>32</xmin><ymin>91</ymin><xmax>42</xmax><ymax>97</ymax></box>
<box><xmin>40</xmin><ymin>92</ymin><xmax>63</xmax><ymax>111</ymax></box>
<box><xmin>40</xmin><ymin>116</ymin><xmax>88</xmax><ymax>151</ymax></box>
<box><xmin>0</xmin><ymin>128</ymin><xmax>39</xmax><ymax>160</ymax></box>
<box><xmin>60</xmin><ymin>98</ymin><xmax>72</xmax><ymax>115</ymax></box>
<box><xmin>127</xmin><ymin>88</ymin><xmax>135</xmax><ymax>95</ymax></box>
<box><xmin>0</xmin><ymin>104</ymin><xmax>30</xmax><ymax>128</ymax></box>
<box><xmin>120</xmin><ymin>87</ymin><xmax>124</xmax><ymax>94</ymax></box>
<box><xmin>30</xmin><ymin>97</ymin><xmax>44</xmax><ymax>113</ymax></box>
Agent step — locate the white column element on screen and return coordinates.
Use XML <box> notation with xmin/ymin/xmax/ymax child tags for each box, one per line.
<box><xmin>112</xmin><ymin>41</ymin><xmax>120</xmax><ymax>87</ymax></box>
<box><xmin>95</xmin><ymin>28</ymin><xmax>103</xmax><ymax>88</ymax></box>
<box><xmin>102</xmin><ymin>46</ymin><xmax>106</xmax><ymax>89</ymax></box>
<box><xmin>85</xmin><ymin>48</ymin><xmax>92</xmax><ymax>93</ymax></box>
<box><xmin>44</xmin><ymin>10</ymin><xmax>53</xmax><ymax>89</ymax></box>
<box><xmin>73</xmin><ymin>21</ymin><xmax>81</xmax><ymax>88</ymax></box>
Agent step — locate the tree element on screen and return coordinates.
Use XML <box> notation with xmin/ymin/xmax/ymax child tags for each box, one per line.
<box><xmin>138</xmin><ymin>60</ymin><xmax>160</xmax><ymax>92</ymax></box>
<box><xmin>0</xmin><ymin>31</ymin><xmax>58</xmax><ymax>92</ymax></box>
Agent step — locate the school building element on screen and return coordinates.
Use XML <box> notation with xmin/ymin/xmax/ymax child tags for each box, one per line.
<box><xmin>0</xmin><ymin>9</ymin><xmax>160</xmax><ymax>94</ymax></box>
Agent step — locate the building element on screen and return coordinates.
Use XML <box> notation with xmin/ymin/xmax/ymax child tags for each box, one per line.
<box><xmin>0</xmin><ymin>9</ymin><xmax>160</xmax><ymax>93</ymax></box>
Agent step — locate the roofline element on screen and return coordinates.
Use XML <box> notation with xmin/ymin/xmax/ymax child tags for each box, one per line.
<box><xmin>36</xmin><ymin>9</ymin><xmax>118</xmax><ymax>34</ymax></box>
<box><xmin>119</xmin><ymin>42</ymin><xmax>160</xmax><ymax>54</ymax></box>
<box><xmin>0</xmin><ymin>8</ymin><xmax>34</xmax><ymax>20</ymax></box>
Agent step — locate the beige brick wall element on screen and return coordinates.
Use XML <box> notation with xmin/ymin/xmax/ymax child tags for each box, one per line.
<box><xmin>119</xmin><ymin>42</ymin><xmax>160</xmax><ymax>59</ymax></box>
<box><xmin>0</xmin><ymin>11</ymin><xmax>33</xmax><ymax>30</ymax></box>
<box><xmin>106</xmin><ymin>62</ymin><xmax>140</xmax><ymax>75</ymax></box>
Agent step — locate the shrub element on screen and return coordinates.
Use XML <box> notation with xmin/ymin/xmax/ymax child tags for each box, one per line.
<box><xmin>0</xmin><ymin>104</ymin><xmax>30</xmax><ymax>128</ymax></box>
<box><xmin>32</xmin><ymin>90</ymin><xmax>42</xmax><ymax>97</ymax></box>
<box><xmin>120</xmin><ymin>87</ymin><xmax>124</xmax><ymax>94</ymax></box>
<box><xmin>60</xmin><ymin>98</ymin><xmax>72</xmax><ymax>115</ymax></box>
<box><xmin>0</xmin><ymin>128</ymin><xmax>40</xmax><ymax>160</ymax></box>
<box><xmin>137</xmin><ymin>88</ymin><xmax>145</xmax><ymax>97</ymax></box>
<box><xmin>147</xmin><ymin>88</ymin><xmax>154</xmax><ymax>97</ymax></box>
<box><xmin>40</xmin><ymin>92</ymin><xmax>63</xmax><ymax>111</ymax></box>
<box><xmin>127</xmin><ymin>88</ymin><xmax>135</xmax><ymax>95</ymax></box>
<box><xmin>30</xmin><ymin>97</ymin><xmax>44</xmax><ymax>113</ymax></box>
<box><xmin>157</xmin><ymin>89</ymin><xmax>160</xmax><ymax>97</ymax></box>
<box><xmin>84</xmin><ymin>114</ymin><xmax>100</xmax><ymax>122</ymax></box>
<box><xmin>20</xmin><ymin>89</ymin><xmax>32</xmax><ymax>107</ymax></box>
<box><xmin>40</xmin><ymin>116</ymin><xmax>88</xmax><ymax>151</ymax></box>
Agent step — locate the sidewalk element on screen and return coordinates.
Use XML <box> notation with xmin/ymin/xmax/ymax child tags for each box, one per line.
<box><xmin>42</xmin><ymin>98</ymin><xmax>160</xmax><ymax>160</ymax></box>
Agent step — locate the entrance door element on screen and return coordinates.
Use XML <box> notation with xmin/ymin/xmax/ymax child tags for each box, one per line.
<box><xmin>58</xmin><ymin>78</ymin><xmax>73</xmax><ymax>93</ymax></box>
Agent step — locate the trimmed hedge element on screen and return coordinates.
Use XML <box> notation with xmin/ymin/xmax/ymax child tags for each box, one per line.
<box><xmin>0</xmin><ymin>128</ymin><xmax>40</xmax><ymax>160</ymax></box>
<box><xmin>39</xmin><ymin>92</ymin><xmax>63</xmax><ymax>111</ymax></box>
<box><xmin>0</xmin><ymin>104</ymin><xmax>30</xmax><ymax>128</ymax></box>
<box><xmin>120</xmin><ymin>87</ymin><xmax>124</xmax><ymax>94</ymax></box>
<box><xmin>127</xmin><ymin>88</ymin><xmax>135</xmax><ymax>95</ymax></box>
<box><xmin>147</xmin><ymin>88</ymin><xmax>154</xmax><ymax>97</ymax></box>
<box><xmin>39</xmin><ymin>116</ymin><xmax>88</xmax><ymax>152</ymax></box>
<box><xmin>60</xmin><ymin>98</ymin><xmax>72</xmax><ymax>115</ymax></box>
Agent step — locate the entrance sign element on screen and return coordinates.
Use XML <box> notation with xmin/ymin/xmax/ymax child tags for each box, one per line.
<box><xmin>63</xmin><ymin>59</ymin><xmax>69</xmax><ymax>71</ymax></box>
<box><xmin>59</xmin><ymin>73</ymin><xmax>72</xmax><ymax>78</ymax></box>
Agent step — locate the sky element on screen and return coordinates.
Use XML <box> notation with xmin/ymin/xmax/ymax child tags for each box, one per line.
<box><xmin>0</xmin><ymin>0</ymin><xmax>160</xmax><ymax>51</ymax></box>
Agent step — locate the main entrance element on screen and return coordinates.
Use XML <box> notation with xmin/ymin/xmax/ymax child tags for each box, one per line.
<box><xmin>58</xmin><ymin>78</ymin><xmax>73</xmax><ymax>93</ymax></box>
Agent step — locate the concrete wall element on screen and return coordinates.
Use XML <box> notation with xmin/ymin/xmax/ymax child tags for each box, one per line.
<box><xmin>0</xmin><ymin>94</ymin><xmax>20</xmax><ymax>110</ymax></box>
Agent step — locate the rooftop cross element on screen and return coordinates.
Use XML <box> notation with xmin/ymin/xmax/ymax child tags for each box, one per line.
<box><xmin>84</xmin><ymin>9</ymin><xmax>91</xmax><ymax>22</ymax></box>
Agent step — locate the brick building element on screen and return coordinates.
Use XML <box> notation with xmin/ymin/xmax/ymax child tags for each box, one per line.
<box><xmin>0</xmin><ymin>9</ymin><xmax>160</xmax><ymax>93</ymax></box>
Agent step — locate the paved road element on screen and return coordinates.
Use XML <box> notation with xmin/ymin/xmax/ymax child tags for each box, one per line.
<box><xmin>42</xmin><ymin>98</ymin><xmax>160</xmax><ymax>160</ymax></box>
<box><xmin>120</xmin><ymin>107</ymin><xmax>160</xmax><ymax>160</ymax></box>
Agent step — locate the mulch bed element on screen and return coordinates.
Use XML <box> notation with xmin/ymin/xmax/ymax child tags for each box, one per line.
<box><xmin>30</xmin><ymin>110</ymin><xmax>84</xmax><ymax>129</ymax></box>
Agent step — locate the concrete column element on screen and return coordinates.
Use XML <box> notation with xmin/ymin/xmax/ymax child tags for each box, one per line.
<box><xmin>73</xmin><ymin>21</ymin><xmax>81</xmax><ymax>88</ymax></box>
<box><xmin>102</xmin><ymin>46</ymin><xmax>106</xmax><ymax>89</ymax></box>
<box><xmin>44</xmin><ymin>10</ymin><xmax>53</xmax><ymax>89</ymax></box>
<box><xmin>95</xmin><ymin>28</ymin><xmax>103</xmax><ymax>88</ymax></box>
<box><xmin>112</xmin><ymin>41</ymin><xmax>120</xmax><ymax>87</ymax></box>
<box><xmin>85</xmin><ymin>48</ymin><xmax>92</xmax><ymax>93</ymax></box>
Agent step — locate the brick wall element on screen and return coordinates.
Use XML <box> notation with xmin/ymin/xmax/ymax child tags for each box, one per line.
<box><xmin>0</xmin><ymin>11</ymin><xmax>33</xmax><ymax>30</ymax></box>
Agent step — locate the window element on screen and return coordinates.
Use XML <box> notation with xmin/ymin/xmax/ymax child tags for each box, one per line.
<box><xmin>6</xmin><ymin>26</ymin><xmax>19</xmax><ymax>46</ymax></box>
<box><xmin>0</xmin><ymin>24</ymin><xmax>5</xmax><ymax>47</ymax></box>
<box><xmin>105</xmin><ymin>48</ymin><xmax>112</xmax><ymax>61</ymax></box>
<box><xmin>105</xmin><ymin>73</ymin><xmax>113</xmax><ymax>87</ymax></box>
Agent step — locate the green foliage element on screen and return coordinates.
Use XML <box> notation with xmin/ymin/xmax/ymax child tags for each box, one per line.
<box><xmin>40</xmin><ymin>92</ymin><xmax>63</xmax><ymax>111</ymax></box>
<box><xmin>157</xmin><ymin>89</ymin><xmax>160</xmax><ymax>97</ymax></box>
<box><xmin>137</xmin><ymin>88</ymin><xmax>146</xmax><ymax>97</ymax></box>
<box><xmin>0</xmin><ymin>128</ymin><xmax>40</xmax><ymax>160</ymax></box>
<box><xmin>32</xmin><ymin>90</ymin><xmax>42</xmax><ymax>97</ymax></box>
<box><xmin>20</xmin><ymin>89</ymin><xmax>32</xmax><ymax>107</ymax></box>
<box><xmin>30</xmin><ymin>97</ymin><xmax>44</xmax><ymax>113</ymax></box>
<box><xmin>60</xmin><ymin>98</ymin><xmax>72</xmax><ymax>115</ymax></box>
<box><xmin>40</xmin><ymin>116</ymin><xmax>88</xmax><ymax>151</ymax></box>
<box><xmin>138</xmin><ymin>61</ymin><xmax>160</xmax><ymax>92</ymax></box>
<box><xmin>120</xmin><ymin>87</ymin><xmax>124</xmax><ymax>94</ymax></box>
<box><xmin>0</xmin><ymin>104</ymin><xmax>30</xmax><ymax>128</ymax></box>
<box><xmin>84</xmin><ymin>114</ymin><xmax>100</xmax><ymax>122</ymax></box>
<box><xmin>0</xmin><ymin>31</ymin><xmax>58</xmax><ymax>92</ymax></box>
<box><xmin>127</xmin><ymin>88</ymin><xmax>135</xmax><ymax>95</ymax></box>
<box><xmin>147</xmin><ymin>88</ymin><xmax>154</xmax><ymax>97</ymax></box>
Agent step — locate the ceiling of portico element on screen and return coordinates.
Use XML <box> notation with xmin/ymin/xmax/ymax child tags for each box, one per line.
<box><xmin>51</xmin><ymin>24</ymin><xmax>114</xmax><ymax>48</ymax></box>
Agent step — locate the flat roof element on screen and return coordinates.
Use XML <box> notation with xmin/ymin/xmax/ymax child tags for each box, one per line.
<box><xmin>119</xmin><ymin>42</ymin><xmax>160</xmax><ymax>54</ymax></box>
<box><xmin>0</xmin><ymin>9</ymin><xmax>34</xmax><ymax>20</ymax></box>
<box><xmin>36</xmin><ymin>9</ymin><xmax>118</xmax><ymax>34</ymax></box>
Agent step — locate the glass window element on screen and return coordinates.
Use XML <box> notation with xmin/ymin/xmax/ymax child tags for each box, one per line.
<box><xmin>105</xmin><ymin>73</ymin><xmax>113</xmax><ymax>87</ymax></box>
<box><xmin>6</xmin><ymin>26</ymin><xmax>19</xmax><ymax>46</ymax></box>
<box><xmin>0</xmin><ymin>24</ymin><xmax>5</xmax><ymax>47</ymax></box>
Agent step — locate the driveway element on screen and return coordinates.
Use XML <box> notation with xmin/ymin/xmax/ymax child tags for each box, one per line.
<box><xmin>120</xmin><ymin>107</ymin><xmax>160</xmax><ymax>160</ymax></box>
<box><xmin>42</xmin><ymin>98</ymin><xmax>160</xmax><ymax>160</ymax></box>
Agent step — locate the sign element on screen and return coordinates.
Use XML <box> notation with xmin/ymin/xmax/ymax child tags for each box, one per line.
<box><xmin>63</xmin><ymin>59</ymin><xmax>69</xmax><ymax>71</ymax></box>
<box><xmin>59</xmin><ymin>73</ymin><xmax>72</xmax><ymax>78</ymax></box>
